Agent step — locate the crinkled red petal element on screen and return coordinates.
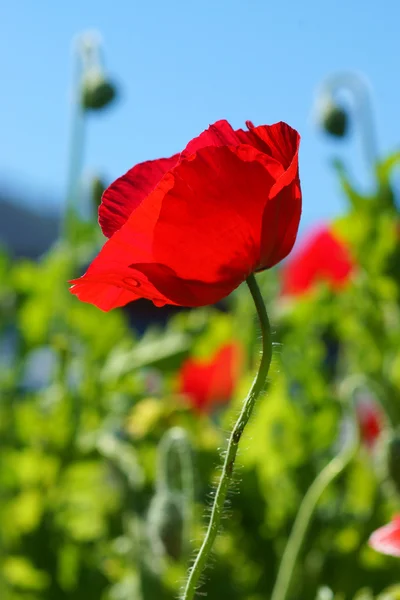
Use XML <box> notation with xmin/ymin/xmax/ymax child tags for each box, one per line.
<box><xmin>99</xmin><ymin>154</ymin><xmax>179</xmax><ymax>238</ymax></box>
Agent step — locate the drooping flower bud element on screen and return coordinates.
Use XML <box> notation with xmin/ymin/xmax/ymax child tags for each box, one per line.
<box><xmin>148</xmin><ymin>428</ymin><xmax>194</xmax><ymax>563</ymax></box>
<box><xmin>314</xmin><ymin>72</ymin><xmax>379</xmax><ymax>171</ymax></box>
<box><xmin>91</xmin><ymin>176</ymin><xmax>106</xmax><ymax>211</ymax></box>
<box><xmin>147</xmin><ymin>491</ymin><xmax>184</xmax><ymax>561</ymax></box>
<box><xmin>320</xmin><ymin>101</ymin><xmax>348</xmax><ymax>138</ymax></box>
<box><xmin>81</xmin><ymin>71</ymin><xmax>117</xmax><ymax>111</ymax></box>
<box><xmin>77</xmin><ymin>31</ymin><xmax>118</xmax><ymax>112</ymax></box>
<box><xmin>156</xmin><ymin>427</ymin><xmax>194</xmax><ymax>498</ymax></box>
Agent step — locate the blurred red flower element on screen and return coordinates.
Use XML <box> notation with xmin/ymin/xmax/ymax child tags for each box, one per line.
<box><xmin>281</xmin><ymin>225</ymin><xmax>354</xmax><ymax>297</ymax></box>
<box><xmin>179</xmin><ymin>342</ymin><xmax>243</xmax><ymax>413</ymax></box>
<box><xmin>356</xmin><ymin>397</ymin><xmax>383</xmax><ymax>449</ymax></box>
<box><xmin>369</xmin><ymin>516</ymin><xmax>400</xmax><ymax>557</ymax></box>
<box><xmin>70</xmin><ymin>120</ymin><xmax>301</xmax><ymax>310</ymax></box>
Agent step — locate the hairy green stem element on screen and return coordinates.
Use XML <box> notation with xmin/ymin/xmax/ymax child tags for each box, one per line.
<box><xmin>181</xmin><ymin>273</ymin><xmax>272</xmax><ymax>600</ymax></box>
<box><xmin>271</xmin><ymin>398</ymin><xmax>359</xmax><ymax>600</ymax></box>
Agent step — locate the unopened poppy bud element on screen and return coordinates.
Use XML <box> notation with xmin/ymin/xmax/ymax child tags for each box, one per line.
<box><xmin>81</xmin><ymin>71</ymin><xmax>117</xmax><ymax>111</ymax></box>
<box><xmin>91</xmin><ymin>176</ymin><xmax>106</xmax><ymax>210</ymax></box>
<box><xmin>153</xmin><ymin>428</ymin><xmax>194</xmax><ymax>560</ymax></box>
<box><xmin>387</xmin><ymin>435</ymin><xmax>400</xmax><ymax>493</ymax></box>
<box><xmin>157</xmin><ymin>427</ymin><xmax>194</xmax><ymax>496</ymax></box>
<box><xmin>147</xmin><ymin>491</ymin><xmax>184</xmax><ymax>561</ymax></box>
<box><xmin>320</xmin><ymin>102</ymin><xmax>348</xmax><ymax>138</ymax></box>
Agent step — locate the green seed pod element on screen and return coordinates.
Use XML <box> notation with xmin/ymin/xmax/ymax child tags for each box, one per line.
<box><xmin>387</xmin><ymin>435</ymin><xmax>400</xmax><ymax>493</ymax></box>
<box><xmin>147</xmin><ymin>491</ymin><xmax>184</xmax><ymax>561</ymax></box>
<box><xmin>81</xmin><ymin>72</ymin><xmax>117</xmax><ymax>111</ymax></box>
<box><xmin>321</xmin><ymin>103</ymin><xmax>348</xmax><ymax>138</ymax></box>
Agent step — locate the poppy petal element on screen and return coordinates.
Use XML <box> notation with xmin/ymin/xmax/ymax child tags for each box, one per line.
<box><xmin>69</xmin><ymin>276</ymin><xmax>142</xmax><ymax>311</ymax></box>
<box><xmin>179</xmin><ymin>342</ymin><xmax>243</xmax><ymax>412</ymax></box>
<box><xmin>149</xmin><ymin>145</ymin><xmax>277</xmax><ymax>283</ymax></box>
<box><xmin>250</xmin><ymin>121</ymin><xmax>300</xmax><ymax>171</ymax></box>
<box><xmin>280</xmin><ymin>226</ymin><xmax>354</xmax><ymax>297</ymax></box>
<box><xmin>369</xmin><ymin>516</ymin><xmax>400</xmax><ymax>557</ymax></box>
<box><xmin>129</xmin><ymin>263</ymin><xmax>240</xmax><ymax>307</ymax></box>
<box><xmin>181</xmin><ymin>120</ymin><xmax>253</xmax><ymax>158</ymax></box>
<box><xmin>260</xmin><ymin>178</ymin><xmax>302</xmax><ymax>269</ymax></box>
<box><xmin>99</xmin><ymin>154</ymin><xmax>179</xmax><ymax>238</ymax></box>
<box><xmin>180</xmin><ymin>360</ymin><xmax>215</xmax><ymax>412</ymax></box>
<box><xmin>208</xmin><ymin>343</ymin><xmax>243</xmax><ymax>405</ymax></box>
<box><xmin>256</xmin><ymin>124</ymin><xmax>301</xmax><ymax>268</ymax></box>
<box><xmin>181</xmin><ymin>119</ymin><xmax>293</xmax><ymax>161</ymax></box>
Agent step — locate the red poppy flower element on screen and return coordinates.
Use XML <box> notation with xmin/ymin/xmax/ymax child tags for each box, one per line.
<box><xmin>356</xmin><ymin>397</ymin><xmax>383</xmax><ymax>449</ymax></box>
<box><xmin>179</xmin><ymin>342</ymin><xmax>243</xmax><ymax>412</ymax></box>
<box><xmin>70</xmin><ymin>120</ymin><xmax>301</xmax><ymax>310</ymax></box>
<box><xmin>369</xmin><ymin>516</ymin><xmax>400</xmax><ymax>557</ymax></box>
<box><xmin>280</xmin><ymin>225</ymin><xmax>354</xmax><ymax>297</ymax></box>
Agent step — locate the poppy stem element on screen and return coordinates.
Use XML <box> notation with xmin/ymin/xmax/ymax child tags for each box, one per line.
<box><xmin>61</xmin><ymin>37</ymin><xmax>87</xmax><ymax>244</ymax></box>
<box><xmin>270</xmin><ymin>380</ymin><xmax>360</xmax><ymax>600</ymax></box>
<box><xmin>181</xmin><ymin>273</ymin><xmax>272</xmax><ymax>600</ymax></box>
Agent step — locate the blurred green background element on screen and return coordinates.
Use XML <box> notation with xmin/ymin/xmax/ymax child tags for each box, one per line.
<box><xmin>2</xmin><ymin>2</ymin><xmax>400</xmax><ymax>599</ymax></box>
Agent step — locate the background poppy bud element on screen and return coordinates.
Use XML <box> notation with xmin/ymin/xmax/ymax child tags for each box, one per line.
<box><xmin>91</xmin><ymin>175</ymin><xmax>107</xmax><ymax>211</ymax></box>
<box><xmin>152</xmin><ymin>428</ymin><xmax>194</xmax><ymax>561</ymax></box>
<box><xmin>147</xmin><ymin>491</ymin><xmax>184</xmax><ymax>561</ymax></box>
<box><xmin>387</xmin><ymin>435</ymin><xmax>400</xmax><ymax>493</ymax></box>
<box><xmin>320</xmin><ymin>102</ymin><xmax>348</xmax><ymax>138</ymax></box>
<box><xmin>81</xmin><ymin>71</ymin><xmax>117</xmax><ymax>111</ymax></box>
<box><xmin>77</xmin><ymin>31</ymin><xmax>118</xmax><ymax>111</ymax></box>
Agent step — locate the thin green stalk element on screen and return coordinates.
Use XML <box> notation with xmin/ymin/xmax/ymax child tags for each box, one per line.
<box><xmin>271</xmin><ymin>398</ymin><xmax>360</xmax><ymax>600</ymax></box>
<box><xmin>61</xmin><ymin>41</ymin><xmax>86</xmax><ymax>244</ymax></box>
<box><xmin>62</xmin><ymin>94</ymin><xmax>85</xmax><ymax>243</ymax></box>
<box><xmin>181</xmin><ymin>273</ymin><xmax>272</xmax><ymax>600</ymax></box>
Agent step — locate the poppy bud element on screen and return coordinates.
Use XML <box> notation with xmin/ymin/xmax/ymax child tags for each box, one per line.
<box><xmin>320</xmin><ymin>102</ymin><xmax>348</xmax><ymax>138</ymax></box>
<box><xmin>153</xmin><ymin>428</ymin><xmax>194</xmax><ymax>561</ymax></box>
<box><xmin>387</xmin><ymin>435</ymin><xmax>400</xmax><ymax>493</ymax></box>
<box><xmin>91</xmin><ymin>176</ymin><xmax>106</xmax><ymax>211</ymax></box>
<box><xmin>147</xmin><ymin>491</ymin><xmax>184</xmax><ymax>561</ymax></box>
<box><xmin>81</xmin><ymin>71</ymin><xmax>117</xmax><ymax>111</ymax></box>
<box><xmin>156</xmin><ymin>427</ymin><xmax>194</xmax><ymax>497</ymax></box>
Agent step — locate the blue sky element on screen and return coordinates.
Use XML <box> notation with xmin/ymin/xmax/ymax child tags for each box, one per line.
<box><xmin>1</xmin><ymin>0</ymin><xmax>399</xmax><ymax>232</ymax></box>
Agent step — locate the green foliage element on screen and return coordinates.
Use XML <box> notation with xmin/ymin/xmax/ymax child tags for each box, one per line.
<box><xmin>3</xmin><ymin>102</ymin><xmax>400</xmax><ymax>600</ymax></box>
